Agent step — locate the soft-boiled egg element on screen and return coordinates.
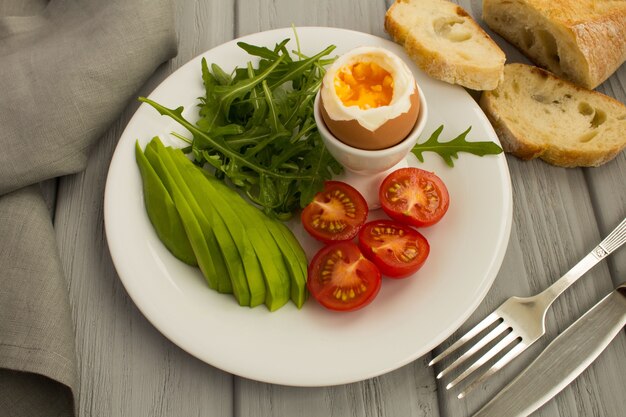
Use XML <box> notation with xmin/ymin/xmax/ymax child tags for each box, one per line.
<box><xmin>319</xmin><ymin>46</ymin><xmax>420</xmax><ymax>150</ymax></box>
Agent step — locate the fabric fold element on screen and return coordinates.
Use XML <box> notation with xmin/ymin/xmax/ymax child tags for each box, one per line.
<box><xmin>0</xmin><ymin>0</ymin><xmax>178</xmax><ymax>195</ymax></box>
<box><xmin>0</xmin><ymin>0</ymin><xmax>178</xmax><ymax>415</ymax></box>
<box><xmin>0</xmin><ymin>186</ymin><xmax>76</xmax><ymax>415</ymax></box>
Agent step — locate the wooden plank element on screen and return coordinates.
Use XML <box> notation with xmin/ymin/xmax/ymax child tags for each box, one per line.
<box><xmin>238</xmin><ymin>0</ymin><xmax>388</xmax><ymax>38</ymax></box>
<box><xmin>237</xmin><ymin>359</ymin><xmax>438</xmax><ymax>417</ymax></box>
<box><xmin>51</xmin><ymin>0</ymin><xmax>626</xmax><ymax>416</ymax></box>
<box><xmin>234</xmin><ymin>1</ymin><xmax>439</xmax><ymax>417</ymax></box>
<box><xmin>435</xmin><ymin>157</ymin><xmax>626</xmax><ymax>417</ymax></box>
<box><xmin>53</xmin><ymin>1</ymin><xmax>236</xmax><ymax>416</ymax></box>
<box><xmin>585</xmin><ymin>152</ymin><xmax>626</xmax><ymax>288</ymax></box>
<box><xmin>434</xmin><ymin>1</ymin><xmax>626</xmax><ymax>416</ymax></box>
<box><xmin>587</xmin><ymin>69</ymin><xmax>626</xmax><ymax>288</ymax></box>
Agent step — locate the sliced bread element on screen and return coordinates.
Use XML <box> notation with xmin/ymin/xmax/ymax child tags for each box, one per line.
<box><xmin>385</xmin><ymin>0</ymin><xmax>505</xmax><ymax>91</ymax></box>
<box><xmin>480</xmin><ymin>63</ymin><xmax>626</xmax><ymax>167</ymax></box>
<box><xmin>483</xmin><ymin>0</ymin><xmax>626</xmax><ymax>89</ymax></box>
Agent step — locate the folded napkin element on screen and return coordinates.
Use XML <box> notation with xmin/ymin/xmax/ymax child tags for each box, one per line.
<box><xmin>0</xmin><ymin>0</ymin><xmax>177</xmax><ymax>415</ymax></box>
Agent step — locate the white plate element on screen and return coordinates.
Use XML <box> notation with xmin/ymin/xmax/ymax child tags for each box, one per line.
<box><xmin>104</xmin><ymin>27</ymin><xmax>512</xmax><ymax>387</ymax></box>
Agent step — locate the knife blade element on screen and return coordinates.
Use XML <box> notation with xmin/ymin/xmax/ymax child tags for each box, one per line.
<box><xmin>473</xmin><ymin>283</ymin><xmax>626</xmax><ymax>417</ymax></box>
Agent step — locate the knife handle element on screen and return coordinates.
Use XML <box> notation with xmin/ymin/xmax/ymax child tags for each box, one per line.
<box><xmin>473</xmin><ymin>284</ymin><xmax>626</xmax><ymax>417</ymax></box>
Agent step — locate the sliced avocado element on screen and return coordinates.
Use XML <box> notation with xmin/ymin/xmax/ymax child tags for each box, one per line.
<box><xmin>134</xmin><ymin>141</ymin><xmax>197</xmax><ymax>266</ymax></box>
<box><xmin>168</xmin><ymin>148</ymin><xmax>256</xmax><ymax>306</ymax></box>
<box><xmin>201</xmin><ymin>180</ymin><xmax>267</xmax><ymax>308</ymax></box>
<box><xmin>152</xmin><ymin>140</ymin><xmax>233</xmax><ymax>295</ymax></box>
<box><xmin>142</xmin><ymin>141</ymin><xmax>219</xmax><ymax>291</ymax></box>
<box><xmin>206</xmin><ymin>175</ymin><xmax>291</xmax><ymax>311</ymax></box>
<box><xmin>144</xmin><ymin>138</ymin><xmax>226</xmax><ymax>294</ymax></box>
<box><xmin>264</xmin><ymin>219</ymin><xmax>308</xmax><ymax>308</ymax></box>
<box><xmin>150</xmin><ymin>142</ymin><xmax>233</xmax><ymax>294</ymax></box>
<box><xmin>241</xmin><ymin>211</ymin><xmax>290</xmax><ymax>311</ymax></box>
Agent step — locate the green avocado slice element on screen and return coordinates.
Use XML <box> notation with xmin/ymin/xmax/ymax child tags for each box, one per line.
<box><xmin>241</xmin><ymin>211</ymin><xmax>290</xmax><ymax>311</ymax></box>
<box><xmin>144</xmin><ymin>138</ymin><xmax>228</xmax><ymax>294</ymax></box>
<box><xmin>198</xmin><ymin>168</ymin><xmax>291</xmax><ymax>311</ymax></box>
<box><xmin>160</xmin><ymin>146</ymin><xmax>239</xmax><ymax>296</ymax></box>
<box><xmin>168</xmin><ymin>148</ymin><xmax>259</xmax><ymax>307</ymax></box>
<box><xmin>264</xmin><ymin>219</ymin><xmax>308</xmax><ymax>308</ymax></box>
<box><xmin>134</xmin><ymin>141</ymin><xmax>197</xmax><ymax>266</ymax></box>
<box><xmin>152</xmin><ymin>140</ymin><xmax>234</xmax><ymax>295</ymax></box>
<box><xmin>142</xmin><ymin>141</ymin><xmax>219</xmax><ymax>291</ymax></box>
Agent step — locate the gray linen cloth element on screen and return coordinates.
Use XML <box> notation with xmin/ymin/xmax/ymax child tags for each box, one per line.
<box><xmin>0</xmin><ymin>0</ymin><xmax>177</xmax><ymax>415</ymax></box>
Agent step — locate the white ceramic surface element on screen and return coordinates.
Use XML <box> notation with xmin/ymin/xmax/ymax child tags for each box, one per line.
<box><xmin>104</xmin><ymin>27</ymin><xmax>513</xmax><ymax>387</ymax></box>
<box><xmin>314</xmin><ymin>88</ymin><xmax>427</xmax><ymax>176</ymax></box>
<box><xmin>314</xmin><ymin>86</ymin><xmax>427</xmax><ymax>208</ymax></box>
<box><xmin>314</xmin><ymin>85</ymin><xmax>428</xmax><ymax>209</ymax></box>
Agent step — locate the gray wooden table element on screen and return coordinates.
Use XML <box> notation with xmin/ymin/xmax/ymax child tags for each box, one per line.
<box><xmin>51</xmin><ymin>1</ymin><xmax>626</xmax><ymax>416</ymax></box>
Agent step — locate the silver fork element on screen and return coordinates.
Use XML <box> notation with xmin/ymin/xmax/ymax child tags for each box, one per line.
<box><xmin>430</xmin><ymin>216</ymin><xmax>626</xmax><ymax>399</ymax></box>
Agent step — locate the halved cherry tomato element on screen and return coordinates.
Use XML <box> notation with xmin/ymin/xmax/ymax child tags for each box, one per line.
<box><xmin>307</xmin><ymin>241</ymin><xmax>381</xmax><ymax>312</ymax></box>
<box><xmin>358</xmin><ymin>220</ymin><xmax>430</xmax><ymax>278</ymax></box>
<box><xmin>301</xmin><ymin>181</ymin><xmax>368</xmax><ymax>243</ymax></box>
<box><xmin>379</xmin><ymin>167</ymin><xmax>449</xmax><ymax>227</ymax></box>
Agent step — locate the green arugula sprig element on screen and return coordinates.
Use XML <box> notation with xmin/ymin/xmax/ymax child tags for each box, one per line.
<box><xmin>412</xmin><ymin>125</ymin><xmax>503</xmax><ymax>167</ymax></box>
<box><xmin>139</xmin><ymin>38</ymin><xmax>341</xmax><ymax>219</ymax></box>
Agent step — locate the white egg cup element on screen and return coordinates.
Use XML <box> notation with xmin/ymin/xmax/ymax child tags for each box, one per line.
<box><xmin>313</xmin><ymin>89</ymin><xmax>428</xmax><ymax>209</ymax></box>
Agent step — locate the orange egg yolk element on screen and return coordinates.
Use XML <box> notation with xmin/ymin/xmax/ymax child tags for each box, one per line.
<box><xmin>334</xmin><ymin>62</ymin><xmax>394</xmax><ymax>110</ymax></box>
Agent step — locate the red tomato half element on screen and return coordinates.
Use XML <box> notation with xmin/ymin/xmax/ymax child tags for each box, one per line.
<box><xmin>301</xmin><ymin>181</ymin><xmax>368</xmax><ymax>243</ymax></box>
<box><xmin>379</xmin><ymin>167</ymin><xmax>449</xmax><ymax>227</ymax></box>
<box><xmin>358</xmin><ymin>220</ymin><xmax>430</xmax><ymax>278</ymax></box>
<box><xmin>307</xmin><ymin>241</ymin><xmax>382</xmax><ymax>312</ymax></box>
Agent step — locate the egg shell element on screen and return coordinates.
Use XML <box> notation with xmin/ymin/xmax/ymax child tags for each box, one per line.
<box><xmin>319</xmin><ymin>86</ymin><xmax>421</xmax><ymax>150</ymax></box>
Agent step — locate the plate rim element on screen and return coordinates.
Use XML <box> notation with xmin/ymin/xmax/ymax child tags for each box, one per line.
<box><xmin>104</xmin><ymin>26</ymin><xmax>513</xmax><ymax>387</ymax></box>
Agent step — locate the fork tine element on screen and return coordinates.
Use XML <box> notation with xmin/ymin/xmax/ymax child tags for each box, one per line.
<box><xmin>446</xmin><ymin>331</ymin><xmax>520</xmax><ymax>390</ymax></box>
<box><xmin>436</xmin><ymin>321</ymin><xmax>509</xmax><ymax>379</ymax></box>
<box><xmin>457</xmin><ymin>341</ymin><xmax>528</xmax><ymax>399</ymax></box>
<box><xmin>429</xmin><ymin>312</ymin><xmax>500</xmax><ymax>367</ymax></box>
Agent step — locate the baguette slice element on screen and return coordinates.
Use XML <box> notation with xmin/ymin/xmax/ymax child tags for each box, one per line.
<box><xmin>483</xmin><ymin>0</ymin><xmax>626</xmax><ymax>89</ymax></box>
<box><xmin>385</xmin><ymin>0</ymin><xmax>505</xmax><ymax>90</ymax></box>
<box><xmin>480</xmin><ymin>64</ymin><xmax>626</xmax><ymax>167</ymax></box>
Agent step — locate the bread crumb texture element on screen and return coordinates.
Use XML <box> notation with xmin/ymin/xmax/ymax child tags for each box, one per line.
<box><xmin>385</xmin><ymin>0</ymin><xmax>505</xmax><ymax>90</ymax></box>
<box><xmin>483</xmin><ymin>0</ymin><xmax>626</xmax><ymax>89</ymax></box>
<box><xmin>480</xmin><ymin>64</ymin><xmax>626</xmax><ymax>167</ymax></box>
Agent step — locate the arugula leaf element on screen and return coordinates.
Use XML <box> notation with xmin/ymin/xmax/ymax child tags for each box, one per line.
<box><xmin>412</xmin><ymin>125</ymin><xmax>503</xmax><ymax>167</ymax></box>
<box><xmin>236</xmin><ymin>41</ymin><xmax>281</xmax><ymax>61</ymax></box>
<box><xmin>138</xmin><ymin>98</ymin><xmax>310</xmax><ymax>180</ymax></box>
<box><xmin>138</xmin><ymin>37</ymin><xmax>339</xmax><ymax>219</ymax></box>
<box><xmin>261</xmin><ymin>80</ymin><xmax>283</xmax><ymax>133</ymax></box>
<box><xmin>213</xmin><ymin>53</ymin><xmax>286</xmax><ymax>119</ymax></box>
<box><xmin>298</xmin><ymin>132</ymin><xmax>342</xmax><ymax>208</ymax></box>
<box><xmin>267</xmin><ymin>45</ymin><xmax>335</xmax><ymax>89</ymax></box>
<box><xmin>211</xmin><ymin>63</ymin><xmax>232</xmax><ymax>86</ymax></box>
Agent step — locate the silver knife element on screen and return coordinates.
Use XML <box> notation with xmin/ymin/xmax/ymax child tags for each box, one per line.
<box><xmin>473</xmin><ymin>283</ymin><xmax>626</xmax><ymax>417</ymax></box>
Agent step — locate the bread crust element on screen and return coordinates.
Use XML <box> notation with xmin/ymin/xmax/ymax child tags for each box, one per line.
<box><xmin>483</xmin><ymin>0</ymin><xmax>626</xmax><ymax>89</ymax></box>
<box><xmin>385</xmin><ymin>0</ymin><xmax>505</xmax><ymax>91</ymax></box>
<box><xmin>480</xmin><ymin>64</ymin><xmax>626</xmax><ymax>167</ymax></box>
